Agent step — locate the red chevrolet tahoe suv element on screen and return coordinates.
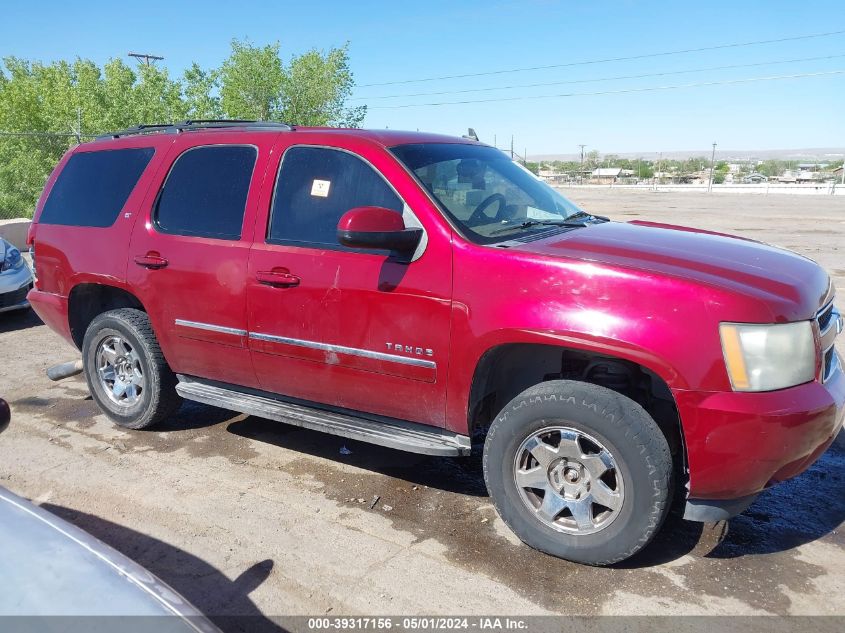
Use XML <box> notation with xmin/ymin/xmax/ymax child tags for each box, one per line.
<box><xmin>27</xmin><ymin>120</ymin><xmax>844</xmax><ymax>565</ymax></box>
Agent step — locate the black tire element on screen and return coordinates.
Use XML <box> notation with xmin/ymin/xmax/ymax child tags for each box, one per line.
<box><xmin>82</xmin><ymin>308</ymin><xmax>181</xmax><ymax>430</ymax></box>
<box><xmin>483</xmin><ymin>380</ymin><xmax>672</xmax><ymax>566</ymax></box>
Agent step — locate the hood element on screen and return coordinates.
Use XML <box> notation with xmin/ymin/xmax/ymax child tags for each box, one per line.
<box><xmin>511</xmin><ymin>220</ymin><xmax>830</xmax><ymax>320</ymax></box>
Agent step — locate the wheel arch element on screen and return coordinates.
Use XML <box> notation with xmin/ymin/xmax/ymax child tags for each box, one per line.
<box><xmin>467</xmin><ymin>341</ymin><xmax>688</xmax><ymax>485</ymax></box>
<box><xmin>68</xmin><ymin>283</ymin><xmax>147</xmax><ymax>349</ymax></box>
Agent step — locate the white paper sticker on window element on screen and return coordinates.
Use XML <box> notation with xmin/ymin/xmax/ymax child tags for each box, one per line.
<box><xmin>525</xmin><ymin>206</ymin><xmax>562</xmax><ymax>220</ymax></box>
<box><xmin>311</xmin><ymin>179</ymin><xmax>331</xmax><ymax>197</ymax></box>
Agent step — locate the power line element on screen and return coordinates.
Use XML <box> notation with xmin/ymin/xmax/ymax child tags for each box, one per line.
<box><xmin>367</xmin><ymin>69</ymin><xmax>845</xmax><ymax>109</ymax></box>
<box><xmin>353</xmin><ymin>53</ymin><xmax>845</xmax><ymax>101</ymax></box>
<box><xmin>357</xmin><ymin>29</ymin><xmax>845</xmax><ymax>87</ymax></box>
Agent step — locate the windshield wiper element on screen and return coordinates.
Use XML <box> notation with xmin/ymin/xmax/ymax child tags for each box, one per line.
<box><xmin>490</xmin><ymin>217</ymin><xmax>595</xmax><ymax>236</ymax></box>
<box><xmin>489</xmin><ymin>220</ymin><xmax>577</xmax><ymax>236</ymax></box>
<box><xmin>566</xmin><ymin>210</ymin><xmax>609</xmax><ymax>223</ymax></box>
<box><xmin>489</xmin><ymin>210</ymin><xmax>609</xmax><ymax>236</ymax></box>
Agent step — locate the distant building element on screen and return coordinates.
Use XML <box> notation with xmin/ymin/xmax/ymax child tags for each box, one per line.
<box><xmin>778</xmin><ymin>170</ymin><xmax>825</xmax><ymax>183</ymax></box>
<box><xmin>588</xmin><ymin>168</ymin><xmax>637</xmax><ymax>184</ymax></box>
<box><xmin>743</xmin><ymin>173</ymin><xmax>768</xmax><ymax>184</ymax></box>
<box><xmin>538</xmin><ymin>168</ymin><xmax>571</xmax><ymax>184</ymax></box>
<box><xmin>679</xmin><ymin>170</ymin><xmax>710</xmax><ymax>184</ymax></box>
<box><xmin>592</xmin><ymin>167</ymin><xmax>622</xmax><ymax>182</ymax></box>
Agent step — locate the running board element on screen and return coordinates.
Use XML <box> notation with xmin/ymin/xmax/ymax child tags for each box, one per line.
<box><xmin>175</xmin><ymin>375</ymin><xmax>471</xmax><ymax>457</ymax></box>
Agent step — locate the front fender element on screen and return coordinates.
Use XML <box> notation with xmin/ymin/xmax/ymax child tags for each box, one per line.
<box><xmin>444</xmin><ymin>324</ymin><xmax>686</xmax><ymax>435</ymax></box>
<box><xmin>444</xmin><ymin>239</ymin><xmax>747</xmax><ymax>434</ymax></box>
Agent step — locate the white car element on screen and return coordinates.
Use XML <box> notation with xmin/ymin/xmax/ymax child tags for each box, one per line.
<box><xmin>0</xmin><ymin>399</ymin><xmax>220</xmax><ymax>631</ymax></box>
<box><xmin>0</xmin><ymin>237</ymin><xmax>33</xmax><ymax>313</ymax></box>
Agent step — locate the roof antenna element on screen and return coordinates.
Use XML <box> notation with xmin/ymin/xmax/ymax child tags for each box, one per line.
<box><xmin>462</xmin><ymin>128</ymin><xmax>479</xmax><ymax>141</ymax></box>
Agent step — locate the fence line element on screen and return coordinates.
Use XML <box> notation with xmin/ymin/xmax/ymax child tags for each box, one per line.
<box><xmin>555</xmin><ymin>183</ymin><xmax>845</xmax><ymax>196</ymax></box>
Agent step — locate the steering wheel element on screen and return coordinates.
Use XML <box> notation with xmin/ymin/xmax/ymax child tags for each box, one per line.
<box><xmin>467</xmin><ymin>193</ymin><xmax>508</xmax><ymax>226</ymax></box>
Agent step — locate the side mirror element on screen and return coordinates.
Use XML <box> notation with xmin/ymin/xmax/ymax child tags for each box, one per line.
<box><xmin>337</xmin><ymin>206</ymin><xmax>422</xmax><ymax>255</ymax></box>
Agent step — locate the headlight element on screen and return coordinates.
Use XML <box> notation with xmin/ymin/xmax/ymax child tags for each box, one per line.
<box><xmin>719</xmin><ymin>321</ymin><xmax>815</xmax><ymax>392</ymax></box>
<box><xmin>1</xmin><ymin>245</ymin><xmax>24</xmax><ymax>272</ymax></box>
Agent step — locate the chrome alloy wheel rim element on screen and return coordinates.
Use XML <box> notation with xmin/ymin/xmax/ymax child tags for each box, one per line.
<box><xmin>513</xmin><ymin>426</ymin><xmax>624</xmax><ymax>535</ymax></box>
<box><xmin>96</xmin><ymin>335</ymin><xmax>145</xmax><ymax>407</ymax></box>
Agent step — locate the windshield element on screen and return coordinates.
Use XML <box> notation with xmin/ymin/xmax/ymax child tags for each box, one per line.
<box><xmin>391</xmin><ymin>143</ymin><xmax>586</xmax><ymax>244</ymax></box>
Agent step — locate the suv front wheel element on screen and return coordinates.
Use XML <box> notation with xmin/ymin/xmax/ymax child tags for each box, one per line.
<box><xmin>483</xmin><ymin>380</ymin><xmax>672</xmax><ymax>565</ymax></box>
<box><xmin>82</xmin><ymin>308</ymin><xmax>181</xmax><ymax>429</ymax></box>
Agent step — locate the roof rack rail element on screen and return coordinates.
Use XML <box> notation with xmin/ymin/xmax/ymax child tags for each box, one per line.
<box><xmin>96</xmin><ymin>119</ymin><xmax>294</xmax><ymax>140</ymax></box>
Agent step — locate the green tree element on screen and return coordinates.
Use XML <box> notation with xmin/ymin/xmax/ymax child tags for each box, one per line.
<box><xmin>183</xmin><ymin>63</ymin><xmax>222</xmax><ymax>119</ymax></box>
<box><xmin>0</xmin><ymin>39</ymin><xmax>367</xmax><ymax>218</ymax></box>
<box><xmin>280</xmin><ymin>44</ymin><xmax>365</xmax><ymax>127</ymax></box>
<box><xmin>0</xmin><ymin>58</ymin><xmax>77</xmax><ymax>218</ymax></box>
<box><xmin>100</xmin><ymin>59</ymin><xmax>138</xmax><ymax>130</ymax></box>
<box><xmin>133</xmin><ymin>63</ymin><xmax>187</xmax><ymax>124</ymax></box>
<box><xmin>635</xmin><ymin>161</ymin><xmax>654</xmax><ymax>179</ymax></box>
<box><xmin>757</xmin><ymin>159</ymin><xmax>786</xmax><ymax>178</ymax></box>
<box><xmin>216</xmin><ymin>39</ymin><xmax>365</xmax><ymax>126</ymax></box>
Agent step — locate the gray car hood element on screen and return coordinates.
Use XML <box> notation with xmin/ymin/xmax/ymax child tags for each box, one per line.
<box><xmin>0</xmin><ymin>486</ymin><xmax>219</xmax><ymax>631</ymax></box>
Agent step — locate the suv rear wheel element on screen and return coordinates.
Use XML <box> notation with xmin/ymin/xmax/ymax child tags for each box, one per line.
<box><xmin>82</xmin><ymin>308</ymin><xmax>181</xmax><ymax>429</ymax></box>
<box><xmin>483</xmin><ymin>380</ymin><xmax>672</xmax><ymax>565</ymax></box>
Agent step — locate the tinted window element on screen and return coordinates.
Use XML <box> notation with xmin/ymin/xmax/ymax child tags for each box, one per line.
<box><xmin>40</xmin><ymin>148</ymin><xmax>154</xmax><ymax>227</ymax></box>
<box><xmin>155</xmin><ymin>145</ymin><xmax>257</xmax><ymax>240</ymax></box>
<box><xmin>268</xmin><ymin>147</ymin><xmax>402</xmax><ymax>247</ymax></box>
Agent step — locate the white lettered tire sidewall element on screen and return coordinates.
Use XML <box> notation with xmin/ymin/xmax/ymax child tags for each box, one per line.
<box><xmin>483</xmin><ymin>380</ymin><xmax>672</xmax><ymax>565</ymax></box>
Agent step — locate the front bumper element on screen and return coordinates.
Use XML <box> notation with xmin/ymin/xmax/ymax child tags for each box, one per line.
<box><xmin>0</xmin><ymin>265</ymin><xmax>34</xmax><ymax>313</ymax></box>
<box><xmin>675</xmin><ymin>351</ymin><xmax>845</xmax><ymax>520</ymax></box>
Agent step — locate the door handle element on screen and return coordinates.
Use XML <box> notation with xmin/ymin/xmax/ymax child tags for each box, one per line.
<box><xmin>257</xmin><ymin>269</ymin><xmax>300</xmax><ymax>288</ymax></box>
<box><xmin>134</xmin><ymin>253</ymin><xmax>168</xmax><ymax>269</ymax></box>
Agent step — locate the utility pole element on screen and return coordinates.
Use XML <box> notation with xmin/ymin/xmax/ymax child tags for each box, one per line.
<box><xmin>128</xmin><ymin>52</ymin><xmax>164</xmax><ymax>65</ymax></box>
<box><xmin>524</xmin><ymin>147</ymin><xmax>527</xmax><ymax>166</ymax></box>
<box><xmin>708</xmin><ymin>142</ymin><xmax>717</xmax><ymax>193</ymax></box>
<box><xmin>578</xmin><ymin>144</ymin><xmax>586</xmax><ymax>184</ymax></box>
<box><xmin>654</xmin><ymin>152</ymin><xmax>662</xmax><ymax>191</ymax></box>
<box><xmin>510</xmin><ymin>135</ymin><xmax>514</xmax><ymax>160</ymax></box>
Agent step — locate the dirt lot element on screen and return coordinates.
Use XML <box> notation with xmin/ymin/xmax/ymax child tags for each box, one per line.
<box><xmin>0</xmin><ymin>190</ymin><xmax>843</xmax><ymax>628</ymax></box>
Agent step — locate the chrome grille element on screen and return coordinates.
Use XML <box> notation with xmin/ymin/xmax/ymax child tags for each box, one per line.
<box><xmin>817</xmin><ymin>302</ymin><xmax>835</xmax><ymax>332</ymax></box>
<box><xmin>816</xmin><ymin>298</ymin><xmax>842</xmax><ymax>383</ymax></box>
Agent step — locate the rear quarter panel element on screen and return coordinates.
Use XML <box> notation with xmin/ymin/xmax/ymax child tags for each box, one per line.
<box><xmin>30</xmin><ymin>138</ymin><xmax>174</xmax><ymax>297</ymax></box>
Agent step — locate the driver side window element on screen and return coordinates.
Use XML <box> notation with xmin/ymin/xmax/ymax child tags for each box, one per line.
<box><xmin>268</xmin><ymin>146</ymin><xmax>403</xmax><ymax>249</ymax></box>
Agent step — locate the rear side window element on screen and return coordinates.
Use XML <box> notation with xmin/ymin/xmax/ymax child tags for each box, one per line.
<box><xmin>268</xmin><ymin>146</ymin><xmax>403</xmax><ymax>248</ymax></box>
<box><xmin>155</xmin><ymin>145</ymin><xmax>257</xmax><ymax>240</ymax></box>
<box><xmin>40</xmin><ymin>148</ymin><xmax>154</xmax><ymax>227</ymax></box>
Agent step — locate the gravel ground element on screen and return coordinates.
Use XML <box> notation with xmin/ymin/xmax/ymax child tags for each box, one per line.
<box><xmin>0</xmin><ymin>189</ymin><xmax>843</xmax><ymax>629</ymax></box>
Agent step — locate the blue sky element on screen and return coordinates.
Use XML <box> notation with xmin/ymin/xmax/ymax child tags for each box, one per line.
<box><xmin>2</xmin><ymin>0</ymin><xmax>844</xmax><ymax>155</ymax></box>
